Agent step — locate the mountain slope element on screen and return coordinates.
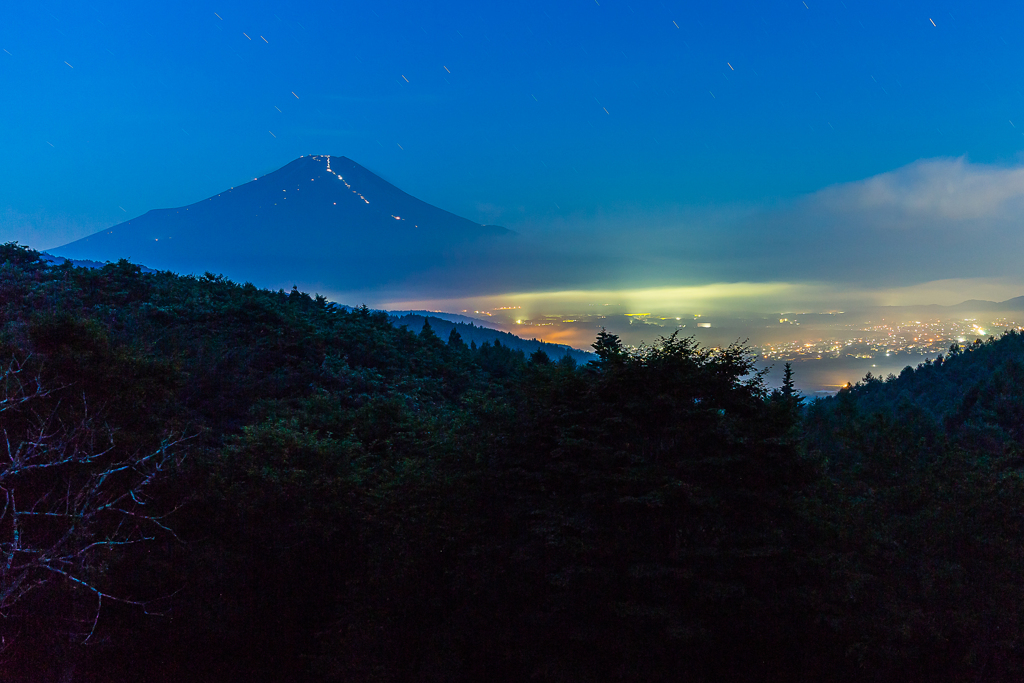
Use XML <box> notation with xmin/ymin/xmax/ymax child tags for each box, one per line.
<box><xmin>52</xmin><ymin>155</ymin><xmax>512</xmax><ymax>294</ymax></box>
<box><xmin>390</xmin><ymin>314</ymin><xmax>595</xmax><ymax>364</ymax></box>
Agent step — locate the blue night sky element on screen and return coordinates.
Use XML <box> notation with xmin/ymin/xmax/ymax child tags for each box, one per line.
<box><xmin>4</xmin><ymin>1</ymin><xmax>1024</xmax><ymax>309</ymax></box>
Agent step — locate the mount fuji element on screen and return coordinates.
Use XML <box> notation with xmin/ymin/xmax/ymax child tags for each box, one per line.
<box><xmin>53</xmin><ymin>155</ymin><xmax>514</xmax><ymax>297</ymax></box>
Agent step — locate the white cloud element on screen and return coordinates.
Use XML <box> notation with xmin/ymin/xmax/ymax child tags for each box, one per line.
<box><xmin>812</xmin><ymin>156</ymin><xmax>1024</xmax><ymax>223</ymax></box>
<box><xmin>763</xmin><ymin>157</ymin><xmax>1024</xmax><ymax>285</ymax></box>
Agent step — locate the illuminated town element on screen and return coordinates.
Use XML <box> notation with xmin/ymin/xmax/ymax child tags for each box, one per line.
<box><xmin>450</xmin><ymin>308</ymin><xmax>1024</xmax><ymax>381</ymax></box>
<box><xmin>755</xmin><ymin>317</ymin><xmax>1023</xmax><ymax>362</ymax></box>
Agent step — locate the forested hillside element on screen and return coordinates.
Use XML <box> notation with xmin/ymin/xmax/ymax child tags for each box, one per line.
<box><xmin>388</xmin><ymin>313</ymin><xmax>594</xmax><ymax>365</ymax></box>
<box><xmin>2</xmin><ymin>242</ymin><xmax>1024</xmax><ymax>682</ymax></box>
<box><xmin>802</xmin><ymin>334</ymin><xmax>1024</xmax><ymax>680</ymax></box>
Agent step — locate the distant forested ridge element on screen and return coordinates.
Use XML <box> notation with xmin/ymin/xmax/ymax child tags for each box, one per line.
<box><xmin>388</xmin><ymin>313</ymin><xmax>594</xmax><ymax>365</ymax></box>
<box><xmin>3</xmin><ymin>241</ymin><xmax>1024</xmax><ymax>682</ymax></box>
<box><xmin>40</xmin><ymin>251</ymin><xmax>155</xmax><ymax>272</ymax></box>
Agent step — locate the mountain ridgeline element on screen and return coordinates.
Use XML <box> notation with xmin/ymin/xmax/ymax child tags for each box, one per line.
<box><xmin>4</xmin><ymin>242</ymin><xmax>1024</xmax><ymax>682</ymax></box>
<box><xmin>388</xmin><ymin>313</ymin><xmax>594</xmax><ymax>365</ymax></box>
<box><xmin>52</xmin><ymin>155</ymin><xmax>512</xmax><ymax>294</ymax></box>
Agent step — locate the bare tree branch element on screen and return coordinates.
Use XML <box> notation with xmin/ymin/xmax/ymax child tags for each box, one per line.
<box><xmin>0</xmin><ymin>358</ymin><xmax>191</xmax><ymax>644</ymax></box>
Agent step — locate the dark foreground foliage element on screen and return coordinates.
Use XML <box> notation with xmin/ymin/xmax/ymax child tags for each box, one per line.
<box><xmin>2</xmin><ymin>242</ymin><xmax>1024</xmax><ymax>682</ymax></box>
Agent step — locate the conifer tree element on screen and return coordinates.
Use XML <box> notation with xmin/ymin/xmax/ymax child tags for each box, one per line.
<box><xmin>448</xmin><ymin>327</ymin><xmax>464</xmax><ymax>348</ymax></box>
<box><xmin>591</xmin><ymin>328</ymin><xmax>625</xmax><ymax>365</ymax></box>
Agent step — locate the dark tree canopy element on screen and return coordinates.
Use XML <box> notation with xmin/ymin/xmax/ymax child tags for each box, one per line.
<box><xmin>2</xmin><ymin>242</ymin><xmax>1024</xmax><ymax>682</ymax></box>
